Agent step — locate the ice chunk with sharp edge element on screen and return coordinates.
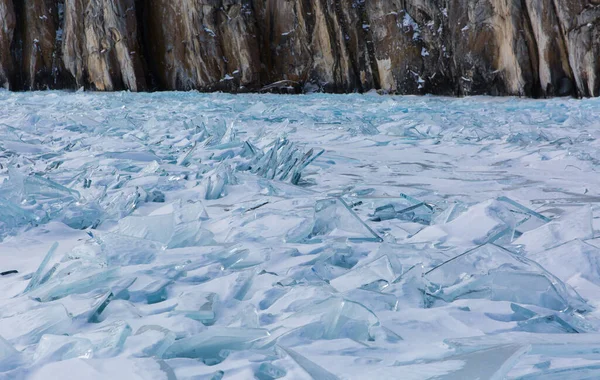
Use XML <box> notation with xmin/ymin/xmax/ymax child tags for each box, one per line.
<box><xmin>25</xmin><ymin>242</ymin><xmax>59</xmax><ymax>293</ymax></box>
<box><xmin>162</xmin><ymin>327</ymin><xmax>269</xmax><ymax>363</ymax></box>
<box><xmin>117</xmin><ymin>214</ymin><xmax>174</xmax><ymax>245</ymax></box>
<box><xmin>60</xmin><ymin>201</ymin><xmax>104</xmax><ymax>230</ymax></box>
<box><xmin>514</xmin><ymin>206</ymin><xmax>593</xmax><ymax>253</ymax></box>
<box><xmin>329</xmin><ymin>255</ymin><xmax>396</xmax><ymax>292</ymax></box>
<box><xmin>516</xmin><ymin>314</ymin><xmax>579</xmax><ymax>334</ymax></box>
<box><xmin>528</xmin><ymin>240</ymin><xmax>600</xmax><ymax>300</ymax></box>
<box><xmin>172</xmin><ymin>292</ymin><xmax>218</xmax><ymax>326</ymax></box>
<box><xmin>33</xmin><ymin>335</ymin><xmax>93</xmax><ymax>363</ymax></box>
<box><xmin>345</xmin><ymin>194</ymin><xmax>435</xmax><ymax>226</ymax></box>
<box><xmin>433</xmin><ymin>201</ymin><xmax>469</xmax><ymax>224</ymax></box>
<box><xmin>21</xmin><ymin>172</ymin><xmax>80</xmax><ymax>202</ymax></box>
<box><xmin>0</xmin><ymin>336</ymin><xmax>22</xmax><ymax>371</ymax></box>
<box><xmin>255</xmin><ymin>362</ymin><xmax>287</xmax><ymax>380</ymax></box>
<box><xmin>127</xmin><ymin>275</ymin><xmax>172</xmax><ymax>304</ymax></box>
<box><xmin>74</xmin><ymin>320</ymin><xmax>132</xmax><ymax>357</ymax></box>
<box><xmin>125</xmin><ymin>325</ymin><xmax>177</xmax><ymax>358</ymax></box>
<box><xmin>0</xmin><ymin>304</ymin><xmax>71</xmax><ymax>345</ymax></box>
<box><xmin>168</xmin><ymin>221</ymin><xmax>215</xmax><ymax>248</ymax></box>
<box><xmin>516</xmin><ymin>363</ymin><xmax>600</xmax><ymax>379</ymax></box>
<box><xmin>408</xmin><ymin>199</ymin><xmax>519</xmax><ymax>245</ymax></box>
<box><xmin>0</xmin><ymin>197</ymin><xmax>40</xmax><ymax>240</ymax></box>
<box><xmin>343</xmin><ymin>289</ymin><xmax>398</xmax><ymax>312</ymax></box>
<box><xmin>423</xmin><ymin>244</ymin><xmax>587</xmax><ymax>310</ymax></box>
<box><xmin>401</xmin><ymin>344</ymin><xmax>529</xmax><ymax>380</ymax></box>
<box><xmin>233</xmin><ymin>269</ymin><xmax>257</xmax><ymax>301</ymax></box>
<box><xmin>279</xmin><ymin>346</ymin><xmax>339</xmax><ymax>380</ymax></box>
<box><xmin>269</xmin><ymin>297</ymin><xmax>379</xmax><ymax>342</ymax></box>
<box><xmin>99</xmin><ymin>232</ymin><xmax>162</xmax><ymax>266</ymax></box>
<box><xmin>204</xmin><ymin>166</ymin><xmax>237</xmax><ymax>200</ymax></box>
<box><xmin>29</xmin><ymin>267</ymin><xmax>119</xmax><ymax>302</ymax></box>
<box><xmin>292</xmin><ymin>198</ymin><xmax>382</xmax><ymax>243</ymax></box>
<box><xmin>58</xmin><ymin>290</ymin><xmax>112</xmax><ymax>322</ymax></box>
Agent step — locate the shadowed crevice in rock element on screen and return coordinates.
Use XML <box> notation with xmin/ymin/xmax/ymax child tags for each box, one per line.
<box><xmin>0</xmin><ymin>0</ymin><xmax>599</xmax><ymax>97</ymax></box>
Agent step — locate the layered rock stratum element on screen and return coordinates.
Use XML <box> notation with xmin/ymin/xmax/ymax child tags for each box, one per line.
<box><xmin>1</xmin><ymin>0</ymin><xmax>599</xmax><ymax>97</ymax></box>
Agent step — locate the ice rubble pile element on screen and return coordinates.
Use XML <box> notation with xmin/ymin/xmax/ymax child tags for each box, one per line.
<box><xmin>1</xmin><ymin>92</ymin><xmax>600</xmax><ymax>378</ymax></box>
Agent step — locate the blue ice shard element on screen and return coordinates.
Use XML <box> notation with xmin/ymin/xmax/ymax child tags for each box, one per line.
<box><xmin>204</xmin><ymin>166</ymin><xmax>237</xmax><ymax>200</ymax></box>
<box><xmin>0</xmin><ymin>304</ymin><xmax>72</xmax><ymax>345</ymax></box>
<box><xmin>395</xmin><ymin>344</ymin><xmax>528</xmax><ymax>380</ymax></box>
<box><xmin>329</xmin><ymin>255</ymin><xmax>396</xmax><ymax>292</ymax></box>
<box><xmin>0</xmin><ymin>336</ymin><xmax>22</xmax><ymax>371</ymax></box>
<box><xmin>279</xmin><ymin>346</ymin><xmax>339</xmax><ymax>380</ymax></box>
<box><xmin>270</xmin><ymin>297</ymin><xmax>379</xmax><ymax>342</ymax></box>
<box><xmin>0</xmin><ymin>197</ymin><xmax>41</xmax><ymax>240</ymax></box>
<box><xmin>514</xmin><ymin>206</ymin><xmax>592</xmax><ymax>253</ymax></box>
<box><xmin>24</xmin><ymin>242</ymin><xmax>59</xmax><ymax>293</ymax></box>
<box><xmin>171</xmin><ymin>292</ymin><xmax>218</xmax><ymax>325</ymax></box>
<box><xmin>126</xmin><ymin>325</ymin><xmax>177</xmax><ymax>358</ymax></box>
<box><xmin>75</xmin><ymin>320</ymin><xmax>132</xmax><ymax>357</ymax></box>
<box><xmin>255</xmin><ymin>362</ymin><xmax>287</xmax><ymax>380</ymax></box>
<box><xmin>33</xmin><ymin>335</ymin><xmax>93</xmax><ymax>363</ymax></box>
<box><xmin>99</xmin><ymin>233</ymin><xmax>162</xmax><ymax>266</ymax></box>
<box><xmin>423</xmin><ymin>244</ymin><xmax>588</xmax><ymax>311</ymax></box>
<box><xmin>289</xmin><ymin>198</ymin><xmax>382</xmax><ymax>243</ymax></box>
<box><xmin>162</xmin><ymin>327</ymin><xmax>269</xmax><ymax>364</ymax></box>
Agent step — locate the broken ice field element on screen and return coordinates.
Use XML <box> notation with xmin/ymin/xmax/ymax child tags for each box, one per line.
<box><xmin>1</xmin><ymin>91</ymin><xmax>600</xmax><ymax>378</ymax></box>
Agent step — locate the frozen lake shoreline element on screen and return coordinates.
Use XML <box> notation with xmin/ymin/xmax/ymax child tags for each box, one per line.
<box><xmin>1</xmin><ymin>92</ymin><xmax>600</xmax><ymax>379</ymax></box>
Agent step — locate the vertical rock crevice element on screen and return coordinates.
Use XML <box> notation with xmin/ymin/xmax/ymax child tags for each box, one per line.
<box><xmin>0</xmin><ymin>0</ymin><xmax>16</xmax><ymax>89</ymax></box>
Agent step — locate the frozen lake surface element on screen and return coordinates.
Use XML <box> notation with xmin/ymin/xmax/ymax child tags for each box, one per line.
<box><xmin>1</xmin><ymin>91</ymin><xmax>600</xmax><ymax>379</ymax></box>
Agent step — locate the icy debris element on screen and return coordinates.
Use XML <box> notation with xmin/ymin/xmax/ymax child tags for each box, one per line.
<box><xmin>345</xmin><ymin>193</ymin><xmax>435</xmax><ymax>225</ymax></box>
<box><xmin>0</xmin><ymin>197</ymin><xmax>41</xmax><ymax>241</ymax></box>
<box><xmin>205</xmin><ymin>166</ymin><xmax>237</xmax><ymax>200</ymax></box>
<box><xmin>280</xmin><ymin>346</ymin><xmax>340</xmax><ymax>380</ymax></box>
<box><xmin>24</xmin><ymin>242</ymin><xmax>59</xmax><ymax>293</ymax></box>
<box><xmin>125</xmin><ymin>325</ymin><xmax>176</xmax><ymax>358</ymax></box>
<box><xmin>0</xmin><ymin>304</ymin><xmax>72</xmax><ymax>345</ymax></box>
<box><xmin>0</xmin><ymin>337</ymin><xmax>22</xmax><ymax>371</ymax></box>
<box><xmin>402</xmin><ymin>344</ymin><xmax>529</xmax><ymax>380</ymax></box>
<box><xmin>59</xmin><ymin>290</ymin><xmax>112</xmax><ymax>322</ymax></box>
<box><xmin>514</xmin><ymin>205</ymin><xmax>593</xmax><ymax>253</ymax></box>
<box><xmin>402</xmin><ymin>12</ymin><xmax>421</xmax><ymax>40</ymax></box>
<box><xmin>288</xmin><ymin>198</ymin><xmax>382</xmax><ymax>243</ymax></box>
<box><xmin>33</xmin><ymin>335</ymin><xmax>93</xmax><ymax>363</ymax></box>
<box><xmin>268</xmin><ymin>297</ymin><xmax>379</xmax><ymax>343</ymax></box>
<box><xmin>171</xmin><ymin>292</ymin><xmax>218</xmax><ymax>326</ymax></box>
<box><xmin>98</xmin><ymin>233</ymin><xmax>161</xmax><ymax>266</ymax></box>
<box><xmin>423</xmin><ymin>244</ymin><xmax>588</xmax><ymax>311</ymax></box>
<box><xmin>29</xmin><ymin>265</ymin><xmax>119</xmax><ymax>303</ymax></box>
<box><xmin>330</xmin><ymin>255</ymin><xmax>396</xmax><ymax>292</ymax></box>
<box><xmin>409</xmin><ymin>197</ymin><xmax>551</xmax><ymax>246</ymax></box>
<box><xmin>75</xmin><ymin>321</ymin><xmax>132</xmax><ymax>357</ymax></box>
<box><xmin>255</xmin><ymin>362</ymin><xmax>286</xmax><ymax>380</ymax></box>
<box><xmin>241</xmin><ymin>138</ymin><xmax>324</xmax><ymax>185</ymax></box>
<box><xmin>162</xmin><ymin>327</ymin><xmax>269</xmax><ymax>363</ymax></box>
<box><xmin>528</xmin><ymin>239</ymin><xmax>600</xmax><ymax>302</ymax></box>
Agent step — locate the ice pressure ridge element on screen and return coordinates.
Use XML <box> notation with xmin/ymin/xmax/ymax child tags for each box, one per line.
<box><xmin>1</xmin><ymin>92</ymin><xmax>600</xmax><ymax>378</ymax></box>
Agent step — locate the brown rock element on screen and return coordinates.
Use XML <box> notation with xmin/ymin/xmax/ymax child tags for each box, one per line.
<box><xmin>63</xmin><ymin>0</ymin><xmax>146</xmax><ymax>91</ymax></box>
<box><xmin>145</xmin><ymin>0</ymin><xmax>260</xmax><ymax>91</ymax></box>
<box><xmin>0</xmin><ymin>0</ymin><xmax>598</xmax><ymax>97</ymax></box>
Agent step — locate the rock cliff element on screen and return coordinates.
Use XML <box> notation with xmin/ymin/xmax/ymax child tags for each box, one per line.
<box><xmin>1</xmin><ymin>0</ymin><xmax>599</xmax><ymax>97</ymax></box>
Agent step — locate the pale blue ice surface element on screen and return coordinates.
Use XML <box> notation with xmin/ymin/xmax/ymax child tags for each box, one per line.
<box><xmin>0</xmin><ymin>91</ymin><xmax>600</xmax><ymax>378</ymax></box>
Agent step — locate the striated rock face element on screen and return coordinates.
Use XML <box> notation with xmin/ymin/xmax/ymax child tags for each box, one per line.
<box><xmin>0</xmin><ymin>0</ymin><xmax>598</xmax><ymax>97</ymax></box>
<box><xmin>0</xmin><ymin>0</ymin><xmax>16</xmax><ymax>89</ymax></box>
<box><xmin>62</xmin><ymin>0</ymin><xmax>146</xmax><ymax>91</ymax></box>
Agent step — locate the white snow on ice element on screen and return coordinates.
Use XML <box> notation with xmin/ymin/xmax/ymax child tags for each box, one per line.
<box><xmin>1</xmin><ymin>91</ymin><xmax>600</xmax><ymax>379</ymax></box>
